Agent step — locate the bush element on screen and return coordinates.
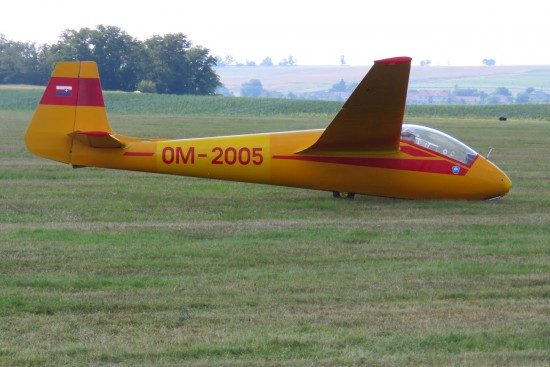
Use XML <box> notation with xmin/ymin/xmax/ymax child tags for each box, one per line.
<box><xmin>137</xmin><ymin>80</ymin><xmax>157</xmax><ymax>93</ymax></box>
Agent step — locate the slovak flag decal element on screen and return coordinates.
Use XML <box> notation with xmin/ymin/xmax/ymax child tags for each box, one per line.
<box><xmin>56</xmin><ymin>85</ymin><xmax>73</xmax><ymax>97</ymax></box>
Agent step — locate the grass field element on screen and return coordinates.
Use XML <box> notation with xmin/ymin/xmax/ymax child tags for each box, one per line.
<box><xmin>1</xmin><ymin>95</ymin><xmax>550</xmax><ymax>366</ymax></box>
<box><xmin>2</xmin><ymin>89</ymin><xmax>550</xmax><ymax>121</ymax></box>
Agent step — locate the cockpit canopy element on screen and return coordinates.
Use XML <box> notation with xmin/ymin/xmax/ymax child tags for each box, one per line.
<box><xmin>401</xmin><ymin>124</ymin><xmax>478</xmax><ymax>165</ymax></box>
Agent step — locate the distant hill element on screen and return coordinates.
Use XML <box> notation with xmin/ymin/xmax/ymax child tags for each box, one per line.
<box><xmin>216</xmin><ymin>65</ymin><xmax>550</xmax><ymax>97</ymax></box>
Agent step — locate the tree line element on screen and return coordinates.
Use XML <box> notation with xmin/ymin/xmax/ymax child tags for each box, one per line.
<box><xmin>216</xmin><ymin>55</ymin><xmax>297</xmax><ymax>67</ymax></box>
<box><xmin>0</xmin><ymin>25</ymin><xmax>220</xmax><ymax>94</ymax></box>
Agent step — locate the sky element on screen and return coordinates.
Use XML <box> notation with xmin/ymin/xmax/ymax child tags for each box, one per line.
<box><xmin>3</xmin><ymin>0</ymin><xmax>549</xmax><ymax>66</ymax></box>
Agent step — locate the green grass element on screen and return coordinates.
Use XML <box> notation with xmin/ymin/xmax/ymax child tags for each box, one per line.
<box><xmin>0</xmin><ymin>89</ymin><xmax>343</xmax><ymax>116</ymax></box>
<box><xmin>2</xmin><ymin>89</ymin><xmax>550</xmax><ymax>121</ymax></box>
<box><xmin>1</xmin><ymin>95</ymin><xmax>550</xmax><ymax>366</ymax></box>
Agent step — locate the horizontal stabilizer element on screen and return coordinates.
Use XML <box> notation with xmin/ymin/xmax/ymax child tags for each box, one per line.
<box><xmin>69</xmin><ymin>131</ymin><xmax>125</xmax><ymax>148</ymax></box>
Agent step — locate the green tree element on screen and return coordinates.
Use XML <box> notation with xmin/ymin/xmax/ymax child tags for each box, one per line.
<box><xmin>241</xmin><ymin>79</ymin><xmax>264</xmax><ymax>97</ymax></box>
<box><xmin>1</xmin><ymin>27</ymin><xmax>220</xmax><ymax>95</ymax></box>
<box><xmin>495</xmin><ymin>87</ymin><xmax>511</xmax><ymax>97</ymax></box>
<box><xmin>515</xmin><ymin>92</ymin><xmax>530</xmax><ymax>103</ymax></box>
<box><xmin>215</xmin><ymin>84</ymin><xmax>233</xmax><ymax>96</ymax></box>
<box><xmin>89</xmin><ymin>25</ymin><xmax>143</xmax><ymax>91</ymax></box>
<box><xmin>48</xmin><ymin>28</ymin><xmax>95</xmax><ymax>61</ymax></box>
<box><xmin>48</xmin><ymin>26</ymin><xmax>143</xmax><ymax>91</ymax></box>
<box><xmin>453</xmin><ymin>88</ymin><xmax>480</xmax><ymax>96</ymax></box>
<box><xmin>0</xmin><ymin>35</ymin><xmax>49</xmax><ymax>84</ymax></box>
<box><xmin>224</xmin><ymin>55</ymin><xmax>235</xmax><ymax>65</ymax></box>
<box><xmin>260</xmin><ymin>57</ymin><xmax>273</xmax><ymax>67</ymax></box>
<box><xmin>142</xmin><ymin>35</ymin><xmax>219</xmax><ymax>95</ymax></box>
<box><xmin>136</xmin><ymin>80</ymin><xmax>157</xmax><ymax>93</ymax></box>
<box><xmin>278</xmin><ymin>55</ymin><xmax>296</xmax><ymax>66</ymax></box>
<box><xmin>330</xmin><ymin>79</ymin><xmax>347</xmax><ymax>92</ymax></box>
<box><xmin>143</xmin><ymin>33</ymin><xmax>193</xmax><ymax>94</ymax></box>
<box><xmin>185</xmin><ymin>46</ymin><xmax>220</xmax><ymax>95</ymax></box>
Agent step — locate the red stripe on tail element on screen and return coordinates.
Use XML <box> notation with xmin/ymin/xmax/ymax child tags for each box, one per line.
<box><xmin>39</xmin><ymin>77</ymin><xmax>104</xmax><ymax>107</ymax></box>
<box><xmin>78</xmin><ymin>78</ymin><xmax>104</xmax><ymax>107</ymax></box>
<box><xmin>40</xmin><ymin>77</ymin><xmax>78</xmax><ymax>106</ymax></box>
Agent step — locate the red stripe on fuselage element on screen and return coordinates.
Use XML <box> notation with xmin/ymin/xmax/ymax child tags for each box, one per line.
<box><xmin>39</xmin><ymin>77</ymin><xmax>104</xmax><ymax>107</ymax></box>
<box><xmin>272</xmin><ymin>155</ymin><xmax>468</xmax><ymax>176</ymax></box>
<box><xmin>400</xmin><ymin>144</ymin><xmax>434</xmax><ymax>157</ymax></box>
<box><xmin>123</xmin><ymin>152</ymin><xmax>155</xmax><ymax>157</ymax></box>
<box><xmin>401</xmin><ymin>141</ymin><xmax>478</xmax><ymax>168</ymax></box>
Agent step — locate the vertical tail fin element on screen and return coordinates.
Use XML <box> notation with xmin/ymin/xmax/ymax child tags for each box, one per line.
<box><xmin>25</xmin><ymin>61</ymin><xmax>114</xmax><ymax>163</ymax></box>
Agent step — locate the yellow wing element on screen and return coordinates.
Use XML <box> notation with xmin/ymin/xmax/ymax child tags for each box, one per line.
<box><xmin>300</xmin><ymin>56</ymin><xmax>411</xmax><ymax>155</ymax></box>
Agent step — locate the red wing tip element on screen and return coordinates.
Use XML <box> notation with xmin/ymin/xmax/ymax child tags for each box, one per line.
<box><xmin>374</xmin><ymin>56</ymin><xmax>412</xmax><ymax>65</ymax></box>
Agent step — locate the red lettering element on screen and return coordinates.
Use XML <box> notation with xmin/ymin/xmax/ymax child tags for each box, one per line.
<box><xmin>175</xmin><ymin>147</ymin><xmax>195</xmax><ymax>164</ymax></box>
<box><xmin>212</xmin><ymin>147</ymin><xmax>223</xmax><ymax>164</ymax></box>
<box><xmin>162</xmin><ymin>147</ymin><xmax>174</xmax><ymax>164</ymax></box>
<box><xmin>225</xmin><ymin>147</ymin><xmax>237</xmax><ymax>165</ymax></box>
<box><xmin>162</xmin><ymin>146</ymin><xmax>195</xmax><ymax>165</ymax></box>
<box><xmin>239</xmin><ymin>147</ymin><xmax>251</xmax><ymax>165</ymax></box>
<box><xmin>252</xmin><ymin>147</ymin><xmax>263</xmax><ymax>165</ymax></box>
<box><xmin>211</xmin><ymin>146</ymin><xmax>264</xmax><ymax>165</ymax></box>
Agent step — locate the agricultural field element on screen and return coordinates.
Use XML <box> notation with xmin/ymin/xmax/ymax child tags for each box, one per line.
<box><xmin>1</xmin><ymin>92</ymin><xmax>550</xmax><ymax>366</ymax></box>
<box><xmin>216</xmin><ymin>64</ymin><xmax>550</xmax><ymax>95</ymax></box>
<box><xmin>2</xmin><ymin>89</ymin><xmax>550</xmax><ymax>121</ymax></box>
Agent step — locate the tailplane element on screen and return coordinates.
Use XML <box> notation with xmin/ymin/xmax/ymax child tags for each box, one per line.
<box><xmin>25</xmin><ymin>61</ymin><xmax>121</xmax><ymax>163</ymax></box>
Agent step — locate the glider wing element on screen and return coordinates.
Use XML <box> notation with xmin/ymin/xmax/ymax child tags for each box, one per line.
<box><xmin>300</xmin><ymin>56</ymin><xmax>411</xmax><ymax>155</ymax></box>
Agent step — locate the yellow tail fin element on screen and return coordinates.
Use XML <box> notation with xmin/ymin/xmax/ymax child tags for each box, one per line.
<box><xmin>25</xmin><ymin>61</ymin><xmax>116</xmax><ymax>163</ymax></box>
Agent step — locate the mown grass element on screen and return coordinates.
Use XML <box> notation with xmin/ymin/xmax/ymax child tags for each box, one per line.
<box><xmin>1</xmin><ymin>97</ymin><xmax>550</xmax><ymax>366</ymax></box>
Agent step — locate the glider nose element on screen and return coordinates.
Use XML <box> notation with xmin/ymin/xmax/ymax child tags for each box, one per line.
<box><xmin>489</xmin><ymin>163</ymin><xmax>512</xmax><ymax>199</ymax></box>
<box><xmin>471</xmin><ymin>155</ymin><xmax>512</xmax><ymax>200</ymax></box>
<box><xmin>502</xmin><ymin>173</ymin><xmax>512</xmax><ymax>195</ymax></box>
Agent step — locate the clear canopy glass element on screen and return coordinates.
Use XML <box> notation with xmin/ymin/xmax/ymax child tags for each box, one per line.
<box><xmin>401</xmin><ymin>124</ymin><xmax>478</xmax><ymax>165</ymax></box>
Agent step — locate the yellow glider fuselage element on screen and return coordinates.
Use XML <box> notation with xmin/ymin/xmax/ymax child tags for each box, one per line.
<box><xmin>25</xmin><ymin>58</ymin><xmax>511</xmax><ymax>200</ymax></box>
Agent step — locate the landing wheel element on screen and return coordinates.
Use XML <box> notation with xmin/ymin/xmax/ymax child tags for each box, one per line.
<box><xmin>332</xmin><ymin>191</ymin><xmax>355</xmax><ymax>199</ymax></box>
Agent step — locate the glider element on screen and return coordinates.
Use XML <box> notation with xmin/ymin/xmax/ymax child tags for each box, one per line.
<box><xmin>25</xmin><ymin>57</ymin><xmax>511</xmax><ymax>200</ymax></box>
